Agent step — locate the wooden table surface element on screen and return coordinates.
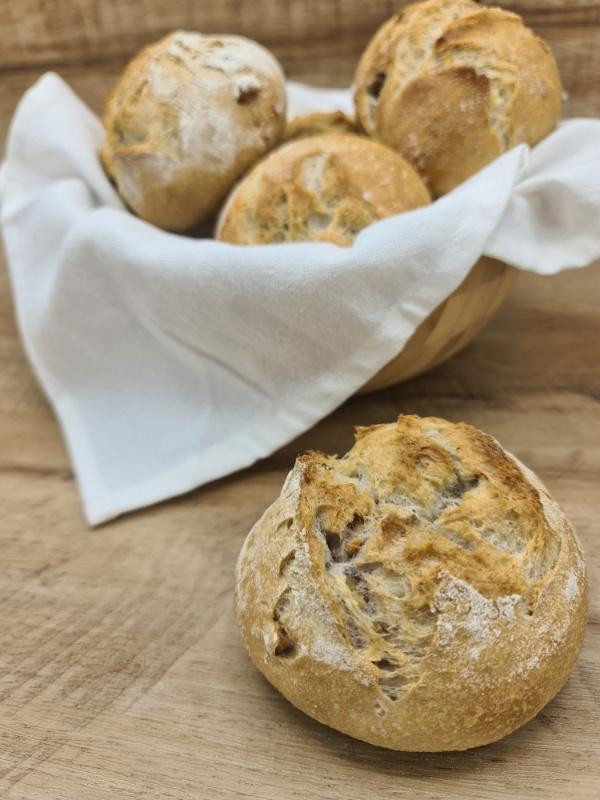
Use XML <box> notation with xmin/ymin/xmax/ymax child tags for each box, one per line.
<box><xmin>1</xmin><ymin>3</ymin><xmax>599</xmax><ymax>798</ymax></box>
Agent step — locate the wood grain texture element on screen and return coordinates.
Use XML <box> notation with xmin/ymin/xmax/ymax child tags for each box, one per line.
<box><xmin>1</xmin><ymin>248</ymin><xmax>599</xmax><ymax>799</ymax></box>
<box><xmin>0</xmin><ymin>2</ymin><xmax>599</xmax><ymax>797</ymax></box>
<box><xmin>0</xmin><ymin>1</ymin><xmax>599</xmax><ymax>117</ymax></box>
<box><xmin>1</xmin><ymin>0</ymin><xmax>600</xmax><ymax>69</ymax></box>
<box><xmin>0</xmin><ymin>0</ymin><xmax>399</xmax><ymax>69</ymax></box>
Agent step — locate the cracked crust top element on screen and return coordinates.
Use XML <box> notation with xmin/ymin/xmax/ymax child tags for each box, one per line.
<box><xmin>353</xmin><ymin>0</ymin><xmax>562</xmax><ymax>196</ymax></box>
<box><xmin>215</xmin><ymin>132</ymin><xmax>430</xmax><ymax>246</ymax></box>
<box><xmin>235</xmin><ymin>415</ymin><xmax>587</xmax><ymax>751</ymax></box>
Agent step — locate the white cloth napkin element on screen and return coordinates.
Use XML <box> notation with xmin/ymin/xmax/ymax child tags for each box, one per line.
<box><xmin>2</xmin><ymin>73</ymin><xmax>600</xmax><ymax>525</ymax></box>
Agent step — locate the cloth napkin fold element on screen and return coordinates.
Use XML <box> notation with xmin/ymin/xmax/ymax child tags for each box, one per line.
<box><xmin>2</xmin><ymin>73</ymin><xmax>600</xmax><ymax>525</ymax></box>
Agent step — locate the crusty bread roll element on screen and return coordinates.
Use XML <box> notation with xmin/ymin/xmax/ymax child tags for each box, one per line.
<box><xmin>236</xmin><ymin>415</ymin><xmax>587</xmax><ymax>752</ymax></box>
<box><xmin>101</xmin><ymin>31</ymin><xmax>286</xmax><ymax>231</ymax></box>
<box><xmin>216</xmin><ymin>133</ymin><xmax>430</xmax><ymax>246</ymax></box>
<box><xmin>353</xmin><ymin>0</ymin><xmax>562</xmax><ymax>196</ymax></box>
<box><xmin>283</xmin><ymin>111</ymin><xmax>357</xmax><ymax>142</ymax></box>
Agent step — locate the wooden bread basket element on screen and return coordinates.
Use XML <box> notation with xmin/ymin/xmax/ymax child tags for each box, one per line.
<box><xmin>360</xmin><ymin>256</ymin><xmax>515</xmax><ymax>392</ymax></box>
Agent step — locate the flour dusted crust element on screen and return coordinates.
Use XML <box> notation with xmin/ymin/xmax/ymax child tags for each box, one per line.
<box><xmin>235</xmin><ymin>415</ymin><xmax>587</xmax><ymax>751</ymax></box>
<box><xmin>353</xmin><ymin>0</ymin><xmax>562</xmax><ymax>196</ymax></box>
<box><xmin>215</xmin><ymin>133</ymin><xmax>430</xmax><ymax>246</ymax></box>
<box><xmin>101</xmin><ymin>31</ymin><xmax>286</xmax><ymax>231</ymax></box>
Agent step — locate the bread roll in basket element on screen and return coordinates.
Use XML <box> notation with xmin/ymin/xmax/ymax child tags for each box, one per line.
<box><xmin>217</xmin><ymin>129</ymin><xmax>516</xmax><ymax>393</ymax></box>
<box><xmin>101</xmin><ymin>0</ymin><xmax>559</xmax><ymax>394</ymax></box>
<box><xmin>351</xmin><ymin>0</ymin><xmax>561</xmax><ymax>391</ymax></box>
<box><xmin>3</xmin><ymin>8</ymin><xmax>599</xmax><ymax>527</ymax></box>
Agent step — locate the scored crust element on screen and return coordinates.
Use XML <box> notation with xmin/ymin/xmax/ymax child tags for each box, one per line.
<box><xmin>215</xmin><ymin>132</ymin><xmax>430</xmax><ymax>246</ymax></box>
<box><xmin>353</xmin><ymin>0</ymin><xmax>562</xmax><ymax>196</ymax></box>
<box><xmin>235</xmin><ymin>415</ymin><xmax>587</xmax><ymax>751</ymax></box>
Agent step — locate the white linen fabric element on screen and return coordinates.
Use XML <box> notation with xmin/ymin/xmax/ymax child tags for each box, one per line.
<box><xmin>1</xmin><ymin>73</ymin><xmax>599</xmax><ymax>524</ymax></box>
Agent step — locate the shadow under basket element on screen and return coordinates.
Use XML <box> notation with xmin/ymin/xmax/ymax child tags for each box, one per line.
<box><xmin>359</xmin><ymin>257</ymin><xmax>516</xmax><ymax>394</ymax></box>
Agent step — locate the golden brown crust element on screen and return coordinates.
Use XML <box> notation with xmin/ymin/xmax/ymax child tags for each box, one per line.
<box><xmin>353</xmin><ymin>0</ymin><xmax>562</xmax><ymax>196</ymax></box>
<box><xmin>101</xmin><ymin>31</ymin><xmax>286</xmax><ymax>231</ymax></box>
<box><xmin>235</xmin><ymin>415</ymin><xmax>588</xmax><ymax>751</ymax></box>
<box><xmin>283</xmin><ymin>111</ymin><xmax>357</xmax><ymax>142</ymax></box>
<box><xmin>215</xmin><ymin>133</ymin><xmax>430</xmax><ymax>246</ymax></box>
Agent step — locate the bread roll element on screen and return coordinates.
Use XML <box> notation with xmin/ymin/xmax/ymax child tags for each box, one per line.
<box><xmin>216</xmin><ymin>133</ymin><xmax>430</xmax><ymax>246</ymax></box>
<box><xmin>101</xmin><ymin>31</ymin><xmax>286</xmax><ymax>231</ymax></box>
<box><xmin>235</xmin><ymin>415</ymin><xmax>587</xmax><ymax>751</ymax></box>
<box><xmin>283</xmin><ymin>111</ymin><xmax>356</xmax><ymax>142</ymax></box>
<box><xmin>353</xmin><ymin>0</ymin><xmax>562</xmax><ymax>196</ymax></box>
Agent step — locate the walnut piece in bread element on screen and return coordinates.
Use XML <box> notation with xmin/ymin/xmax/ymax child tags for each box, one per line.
<box><xmin>216</xmin><ymin>133</ymin><xmax>430</xmax><ymax>246</ymax></box>
<box><xmin>101</xmin><ymin>31</ymin><xmax>286</xmax><ymax>231</ymax></box>
<box><xmin>236</xmin><ymin>415</ymin><xmax>587</xmax><ymax>751</ymax></box>
<box><xmin>353</xmin><ymin>0</ymin><xmax>562</xmax><ymax>196</ymax></box>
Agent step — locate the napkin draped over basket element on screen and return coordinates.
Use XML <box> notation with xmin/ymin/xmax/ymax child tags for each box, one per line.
<box><xmin>2</xmin><ymin>73</ymin><xmax>600</xmax><ymax>524</ymax></box>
